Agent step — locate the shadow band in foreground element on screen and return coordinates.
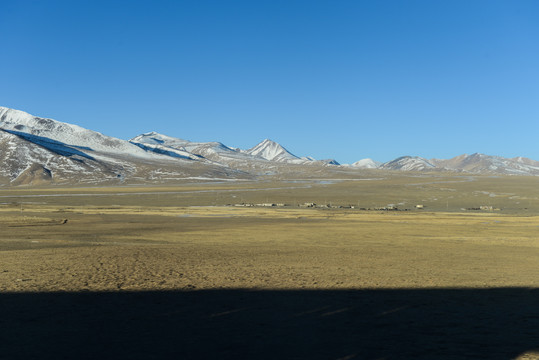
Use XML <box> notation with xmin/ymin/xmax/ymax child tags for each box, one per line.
<box><xmin>1</xmin><ymin>288</ymin><xmax>538</xmax><ymax>359</ymax></box>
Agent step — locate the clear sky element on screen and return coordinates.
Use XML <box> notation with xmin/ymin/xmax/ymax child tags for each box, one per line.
<box><xmin>2</xmin><ymin>0</ymin><xmax>539</xmax><ymax>163</ymax></box>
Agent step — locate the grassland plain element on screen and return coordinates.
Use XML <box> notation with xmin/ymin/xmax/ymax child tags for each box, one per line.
<box><xmin>1</xmin><ymin>174</ymin><xmax>539</xmax><ymax>359</ymax></box>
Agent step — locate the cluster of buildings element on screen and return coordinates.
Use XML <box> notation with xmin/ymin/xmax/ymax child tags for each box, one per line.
<box><xmin>231</xmin><ymin>202</ymin><xmax>425</xmax><ymax>211</ymax></box>
<box><xmin>464</xmin><ymin>205</ymin><xmax>500</xmax><ymax>211</ymax></box>
<box><xmin>231</xmin><ymin>202</ymin><xmax>499</xmax><ymax>211</ymax></box>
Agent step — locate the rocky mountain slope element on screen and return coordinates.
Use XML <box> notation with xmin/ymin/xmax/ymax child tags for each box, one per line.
<box><xmin>355</xmin><ymin>153</ymin><xmax>539</xmax><ymax>175</ymax></box>
<box><xmin>130</xmin><ymin>133</ymin><xmax>340</xmax><ymax>168</ymax></box>
<box><xmin>429</xmin><ymin>153</ymin><xmax>539</xmax><ymax>175</ymax></box>
<box><xmin>0</xmin><ymin>107</ymin><xmax>243</xmax><ymax>185</ymax></box>
<box><xmin>2</xmin><ymin>106</ymin><xmax>539</xmax><ymax>186</ymax></box>
<box><xmin>379</xmin><ymin>156</ymin><xmax>436</xmax><ymax>172</ymax></box>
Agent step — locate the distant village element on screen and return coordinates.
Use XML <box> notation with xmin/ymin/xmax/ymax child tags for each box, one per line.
<box><xmin>230</xmin><ymin>202</ymin><xmax>500</xmax><ymax>211</ymax></box>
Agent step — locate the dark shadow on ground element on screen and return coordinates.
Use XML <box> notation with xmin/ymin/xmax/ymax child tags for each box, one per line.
<box><xmin>1</xmin><ymin>288</ymin><xmax>538</xmax><ymax>359</ymax></box>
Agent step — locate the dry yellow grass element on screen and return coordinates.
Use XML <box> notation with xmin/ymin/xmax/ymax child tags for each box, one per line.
<box><xmin>1</xmin><ymin>180</ymin><xmax>539</xmax><ymax>359</ymax></box>
<box><xmin>1</xmin><ymin>204</ymin><xmax>538</xmax><ymax>292</ymax></box>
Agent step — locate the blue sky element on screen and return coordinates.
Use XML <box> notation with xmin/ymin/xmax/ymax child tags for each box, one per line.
<box><xmin>2</xmin><ymin>0</ymin><xmax>539</xmax><ymax>163</ymax></box>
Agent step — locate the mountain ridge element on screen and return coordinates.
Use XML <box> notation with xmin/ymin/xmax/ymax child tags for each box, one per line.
<box><xmin>1</xmin><ymin>106</ymin><xmax>539</xmax><ymax>185</ymax></box>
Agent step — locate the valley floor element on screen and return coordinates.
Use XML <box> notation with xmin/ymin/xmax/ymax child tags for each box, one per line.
<box><xmin>1</xmin><ymin>194</ymin><xmax>539</xmax><ymax>358</ymax></box>
<box><xmin>1</xmin><ymin>205</ymin><xmax>539</xmax><ymax>291</ymax></box>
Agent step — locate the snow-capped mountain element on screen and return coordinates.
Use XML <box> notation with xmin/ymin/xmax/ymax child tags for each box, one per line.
<box><xmin>130</xmin><ymin>132</ymin><xmax>254</xmax><ymax>164</ymax></box>
<box><xmin>246</xmin><ymin>139</ymin><xmax>302</xmax><ymax>162</ymax></box>
<box><xmin>318</xmin><ymin>158</ymin><xmax>341</xmax><ymax>166</ymax></box>
<box><xmin>430</xmin><ymin>153</ymin><xmax>539</xmax><ymax>175</ymax></box>
<box><xmin>0</xmin><ymin>107</ymin><xmax>242</xmax><ymax>185</ymax></box>
<box><xmin>3</xmin><ymin>105</ymin><xmax>539</xmax><ymax>186</ymax></box>
<box><xmin>0</xmin><ymin>128</ymin><xmax>113</xmax><ymax>185</ymax></box>
<box><xmin>379</xmin><ymin>156</ymin><xmax>436</xmax><ymax>171</ymax></box>
<box><xmin>0</xmin><ymin>107</ymin><xmax>157</xmax><ymax>161</ymax></box>
<box><xmin>350</xmin><ymin>153</ymin><xmax>539</xmax><ymax>175</ymax></box>
<box><xmin>350</xmin><ymin>158</ymin><xmax>382</xmax><ymax>169</ymax></box>
<box><xmin>131</xmin><ymin>134</ymin><xmax>339</xmax><ymax>167</ymax></box>
<box><xmin>0</xmin><ymin>106</ymin><xmax>343</xmax><ymax>186</ymax></box>
<box><xmin>129</xmin><ymin>132</ymin><xmax>208</xmax><ymax>161</ymax></box>
<box><xmin>511</xmin><ymin>156</ymin><xmax>539</xmax><ymax>167</ymax></box>
<box><xmin>245</xmin><ymin>139</ymin><xmax>339</xmax><ymax>165</ymax></box>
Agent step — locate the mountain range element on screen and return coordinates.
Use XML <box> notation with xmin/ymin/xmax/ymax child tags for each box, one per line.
<box><xmin>1</xmin><ymin>106</ymin><xmax>539</xmax><ymax>186</ymax></box>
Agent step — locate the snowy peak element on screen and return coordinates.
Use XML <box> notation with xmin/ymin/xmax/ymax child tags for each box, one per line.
<box><xmin>131</xmin><ymin>134</ymin><xmax>339</xmax><ymax>167</ymax></box>
<box><xmin>5</xmin><ymin>106</ymin><xmax>539</xmax><ymax>185</ymax></box>
<box><xmin>247</xmin><ymin>139</ymin><xmax>300</xmax><ymax>162</ymax></box>
<box><xmin>351</xmin><ymin>158</ymin><xmax>381</xmax><ymax>169</ymax></box>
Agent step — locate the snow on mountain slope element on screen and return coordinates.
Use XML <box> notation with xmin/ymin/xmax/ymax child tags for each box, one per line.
<box><xmin>5</xmin><ymin>106</ymin><xmax>539</xmax><ymax>184</ymax></box>
<box><xmin>0</xmin><ymin>107</ymin><xmax>169</xmax><ymax>162</ymax></box>
<box><xmin>350</xmin><ymin>158</ymin><xmax>381</xmax><ymax>169</ymax></box>
<box><xmin>511</xmin><ymin>156</ymin><xmax>539</xmax><ymax>167</ymax></box>
<box><xmin>246</xmin><ymin>139</ymin><xmax>303</xmax><ymax>163</ymax></box>
<box><xmin>431</xmin><ymin>153</ymin><xmax>539</xmax><ymax>175</ymax></box>
<box><xmin>131</xmin><ymin>132</ymin><xmax>201</xmax><ymax>149</ymax></box>
<box><xmin>354</xmin><ymin>153</ymin><xmax>539</xmax><ymax>175</ymax></box>
<box><xmin>0</xmin><ymin>129</ymin><xmax>120</xmax><ymax>185</ymax></box>
<box><xmin>245</xmin><ymin>139</ymin><xmax>340</xmax><ymax>165</ymax></box>
<box><xmin>318</xmin><ymin>159</ymin><xmax>341</xmax><ymax>166</ymax></box>
<box><xmin>131</xmin><ymin>134</ymin><xmax>341</xmax><ymax>170</ymax></box>
<box><xmin>380</xmin><ymin>156</ymin><xmax>436</xmax><ymax>171</ymax></box>
<box><xmin>132</xmin><ymin>132</ymin><xmax>237</xmax><ymax>155</ymax></box>
<box><xmin>0</xmin><ymin>107</ymin><xmax>249</xmax><ymax>185</ymax></box>
<box><xmin>130</xmin><ymin>132</ymin><xmax>252</xmax><ymax>163</ymax></box>
<box><xmin>130</xmin><ymin>132</ymin><xmax>206</xmax><ymax>161</ymax></box>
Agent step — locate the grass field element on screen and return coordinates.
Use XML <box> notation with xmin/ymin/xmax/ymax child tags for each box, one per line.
<box><xmin>2</xmin><ymin>172</ymin><xmax>538</xmax><ymax>212</ymax></box>
<box><xmin>1</xmin><ymin>204</ymin><xmax>539</xmax><ymax>291</ymax></box>
<box><xmin>1</xmin><ymin>175</ymin><xmax>538</xmax><ymax>359</ymax></box>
